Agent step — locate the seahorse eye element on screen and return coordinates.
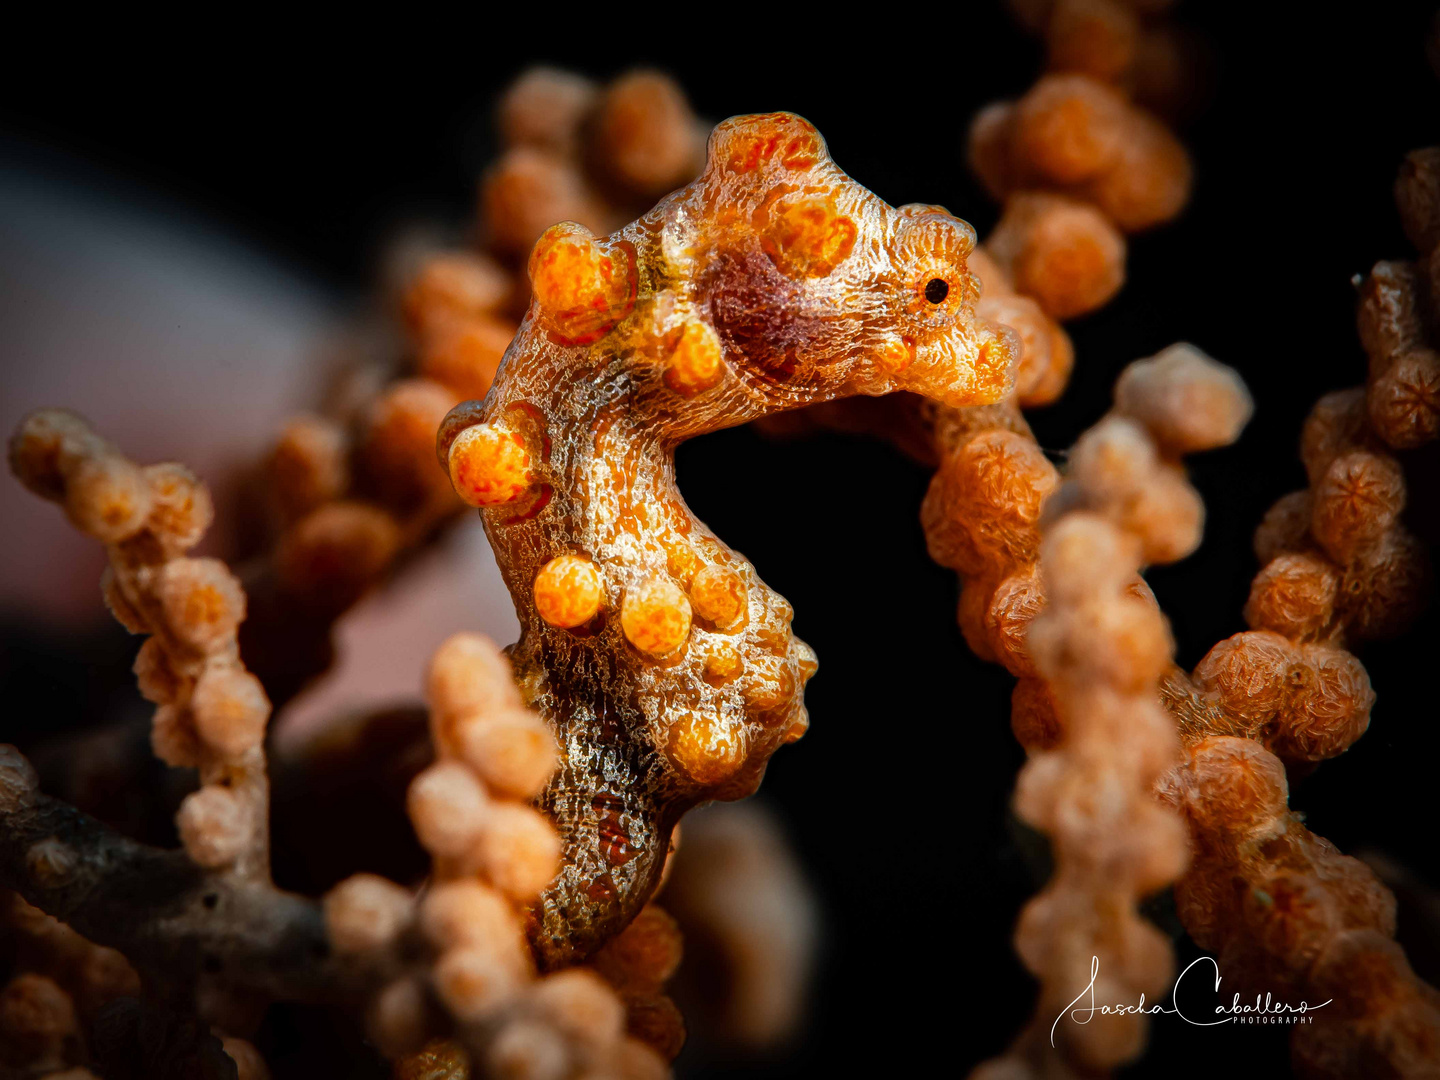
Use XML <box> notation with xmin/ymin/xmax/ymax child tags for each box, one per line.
<box><xmin>924</xmin><ymin>277</ymin><xmax>949</xmax><ymax>304</ymax></box>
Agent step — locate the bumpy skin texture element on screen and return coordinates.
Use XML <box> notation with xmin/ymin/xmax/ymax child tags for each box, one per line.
<box><xmin>438</xmin><ymin>112</ymin><xmax>1017</xmax><ymax>967</ymax></box>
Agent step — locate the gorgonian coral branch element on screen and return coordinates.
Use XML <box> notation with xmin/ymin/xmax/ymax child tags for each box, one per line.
<box><xmin>2</xmin><ymin>413</ymin><xmax>401</xmax><ymax>1071</ymax></box>
<box><xmin>9</xmin><ymin>410</ymin><xmax>273</xmax><ymax>879</ymax></box>
<box><xmin>949</xmin><ymin>145</ymin><xmax>1440</xmax><ymax>1077</ymax></box>
<box><xmin>1154</xmin><ymin>148</ymin><xmax>1440</xmax><ymax>1078</ymax></box>
<box><xmin>0</xmin><ymin>748</ymin><xmax>349</xmax><ymax>1007</ymax></box>
<box><xmin>966</xmin><ymin>0</ymin><xmax>1196</xmax><ymax>406</ymax></box>
<box><xmin>320</xmin><ymin>633</ymin><xmax>682</xmax><ymax>1076</ymax></box>
<box><xmin>962</xmin><ymin>347</ymin><xmax>1251</xmax><ymax>1076</ymax></box>
<box><xmin>1168</xmin><ymin>150</ymin><xmax>1440</xmax><ymax>758</ymax></box>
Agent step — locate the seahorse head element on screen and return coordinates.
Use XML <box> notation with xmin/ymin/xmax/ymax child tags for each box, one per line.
<box><xmin>512</xmin><ymin>112</ymin><xmax>1016</xmax><ymax>433</ymax></box>
<box><xmin>686</xmin><ymin>112</ymin><xmax>1019</xmax><ymax>412</ymax></box>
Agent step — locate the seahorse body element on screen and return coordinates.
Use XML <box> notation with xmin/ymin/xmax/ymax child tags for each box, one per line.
<box><xmin>438</xmin><ymin>112</ymin><xmax>1016</xmax><ymax>967</ymax></box>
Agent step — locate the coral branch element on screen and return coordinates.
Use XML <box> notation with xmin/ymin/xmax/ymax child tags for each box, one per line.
<box><xmin>1154</xmin><ymin>148</ymin><xmax>1440</xmax><ymax>1078</ymax></box>
<box><xmin>974</xmin><ymin>346</ymin><xmax>1251</xmax><ymax>1074</ymax></box>
<box><xmin>319</xmin><ymin>634</ymin><xmax>679</xmax><ymax>1076</ymax></box>
<box><xmin>0</xmin><ymin>747</ymin><xmax>353</xmax><ymax>1007</ymax></box>
<box><xmin>1166</xmin><ymin>153</ymin><xmax>1440</xmax><ymax>760</ymax></box>
<box><xmin>968</xmin><ymin>0</ymin><xmax>1197</xmax><ymax>406</ymax></box>
<box><xmin>10</xmin><ymin>410</ymin><xmax>273</xmax><ymax>881</ymax></box>
<box><xmin>962</xmin><ymin>144</ymin><xmax>1440</xmax><ymax>1077</ymax></box>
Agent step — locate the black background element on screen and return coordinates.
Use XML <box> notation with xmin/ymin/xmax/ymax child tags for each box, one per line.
<box><xmin>3</xmin><ymin>4</ymin><xmax>1439</xmax><ymax>1077</ymax></box>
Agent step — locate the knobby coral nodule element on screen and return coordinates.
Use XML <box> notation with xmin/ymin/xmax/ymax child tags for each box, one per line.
<box><xmin>437</xmin><ymin>111</ymin><xmax>1019</xmax><ymax>967</ymax></box>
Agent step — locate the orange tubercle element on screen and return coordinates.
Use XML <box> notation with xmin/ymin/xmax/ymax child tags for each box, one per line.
<box><xmin>528</xmin><ymin>222</ymin><xmax>636</xmax><ymax>345</ymax></box>
<box><xmin>740</xmin><ymin>653</ymin><xmax>795</xmax><ymax>712</ymax></box>
<box><xmin>878</xmin><ymin>336</ymin><xmax>914</xmax><ymax>374</ymax></box>
<box><xmin>702</xmin><ymin>641</ymin><xmax>744</xmax><ymax>684</ymax></box>
<box><xmin>716</xmin><ymin>112</ymin><xmax>823</xmax><ymax>174</ymax></box>
<box><xmin>447</xmin><ymin>424</ymin><xmax>532</xmax><ymax>507</ymax></box>
<box><xmin>688</xmin><ymin>563</ymin><xmax>746</xmax><ymax>629</ymax></box>
<box><xmin>762</xmin><ymin>195</ymin><xmax>857</xmax><ymax>279</ymax></box>
<box><xmin>666</xmin><ymin>709</ymin><xmax>745</xmax><ymax>785</ymax></box>
<box><xmin>621</xmin><ymin>577</ymin><xmax>692</xmax><ymax>656</ymax></box>
<box><xmin>975</xmin><ymin>327</ymin><xmax>1019</xmax><ymax>396</ymax></box>
<box><xmin>664</xmin><ymin>320</ymin><xmax>724</xmax><ymax>396</ymax></box>
<box><xmin>533</xmin><ymin>554</ymin><xmax>604</xmax><ymax>629</ymax></box>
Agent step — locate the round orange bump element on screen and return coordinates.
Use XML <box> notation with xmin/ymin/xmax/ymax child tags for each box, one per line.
<box><xmin>664</xmin><ymin>320</ymin><xmax>724</xmax><ymax>396</ymax></box>
<box><xmin>986</xmin><ymin>192</ymin><xmax>1125</xmax><ymax>320</ymax></box>
<box><xmin>713</xmin><ymin>113</ymin><xmax>823</xmax><ymax>174</ymax></box>
<box><xmin>64</xmin><ymin>455</ymin><xmax>152</xmax><ymax>542</ymax></box>
<box><xmin>533</xmin><ymin>555</ymin><xmax>604</xmax><ymax>629</ymax></box>
<box><xmin>974</xmin><ymin>325</ymin><xmax>1019</xmax><ymax>395</ymax></box>
<box><xmin>528</xmin><ymin>222</ymin><xmax>636</xmax><ymax>345</ymax></box>
<box><xmin>666</xmin><ymin>709</ymin><xmax>745</xmax><ymax>786</ymax></box>
<box><xmin>741</xmin><ymin>653</ymin><xmax>795</xmax><ymax>712</ymax></box>
<box><xmin>703</xmin><ymin>642</ymin><xmax>743</xmax><ymax>684</ymax></box>
<box><xmin>689</xmin><ymin>564</ymin><xmax>746</xmax><ymax>629</ymax></box>
<box><xmin>663</xmin><ymin>540</ymin><xmax>702</xmax><ymax>583</ymax></box>
<box><xmin>795</xmin><ymin>640</ymin><xmax>818</xmax><ymax>682</ymax></box>
<box><xmin>417</xmin><ymin>313</ymin><xmax>516</xmax><ymax>401</ymax></box>
<box><xmin>878</xmin><ymin>336</ymin><xmax>914</xmax><ymax>374</ymax></box>
<box><xmin>447</xmin><ymin>424</ymin><xmax>531</xmax><ymax>507</ymax></box>
<box><xmin>402</xmin><ymin>252</ymin><xmax>510</xmax><ymax>332</ymax></box>
<box><xmin>762</xmin><ymin>196</ymin><xmax>857</xmax><ymax>279</ymax></box>
<box><xmin>620</xmin><ymin>576</ymin><xmax>692</xmax><ymax>656</ymax></box>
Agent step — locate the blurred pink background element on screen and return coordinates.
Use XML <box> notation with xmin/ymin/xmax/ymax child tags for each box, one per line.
<box><xmin>0</xmin><ymin>144</ymin><xmax>519</xmax><ymax>743</ymax></box>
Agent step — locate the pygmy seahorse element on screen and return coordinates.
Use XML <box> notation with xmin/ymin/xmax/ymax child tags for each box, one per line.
<box><xmin>437</xmin><ymin>111</ymin><xmax>1016</xmax><ymax>968</ymax></box>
